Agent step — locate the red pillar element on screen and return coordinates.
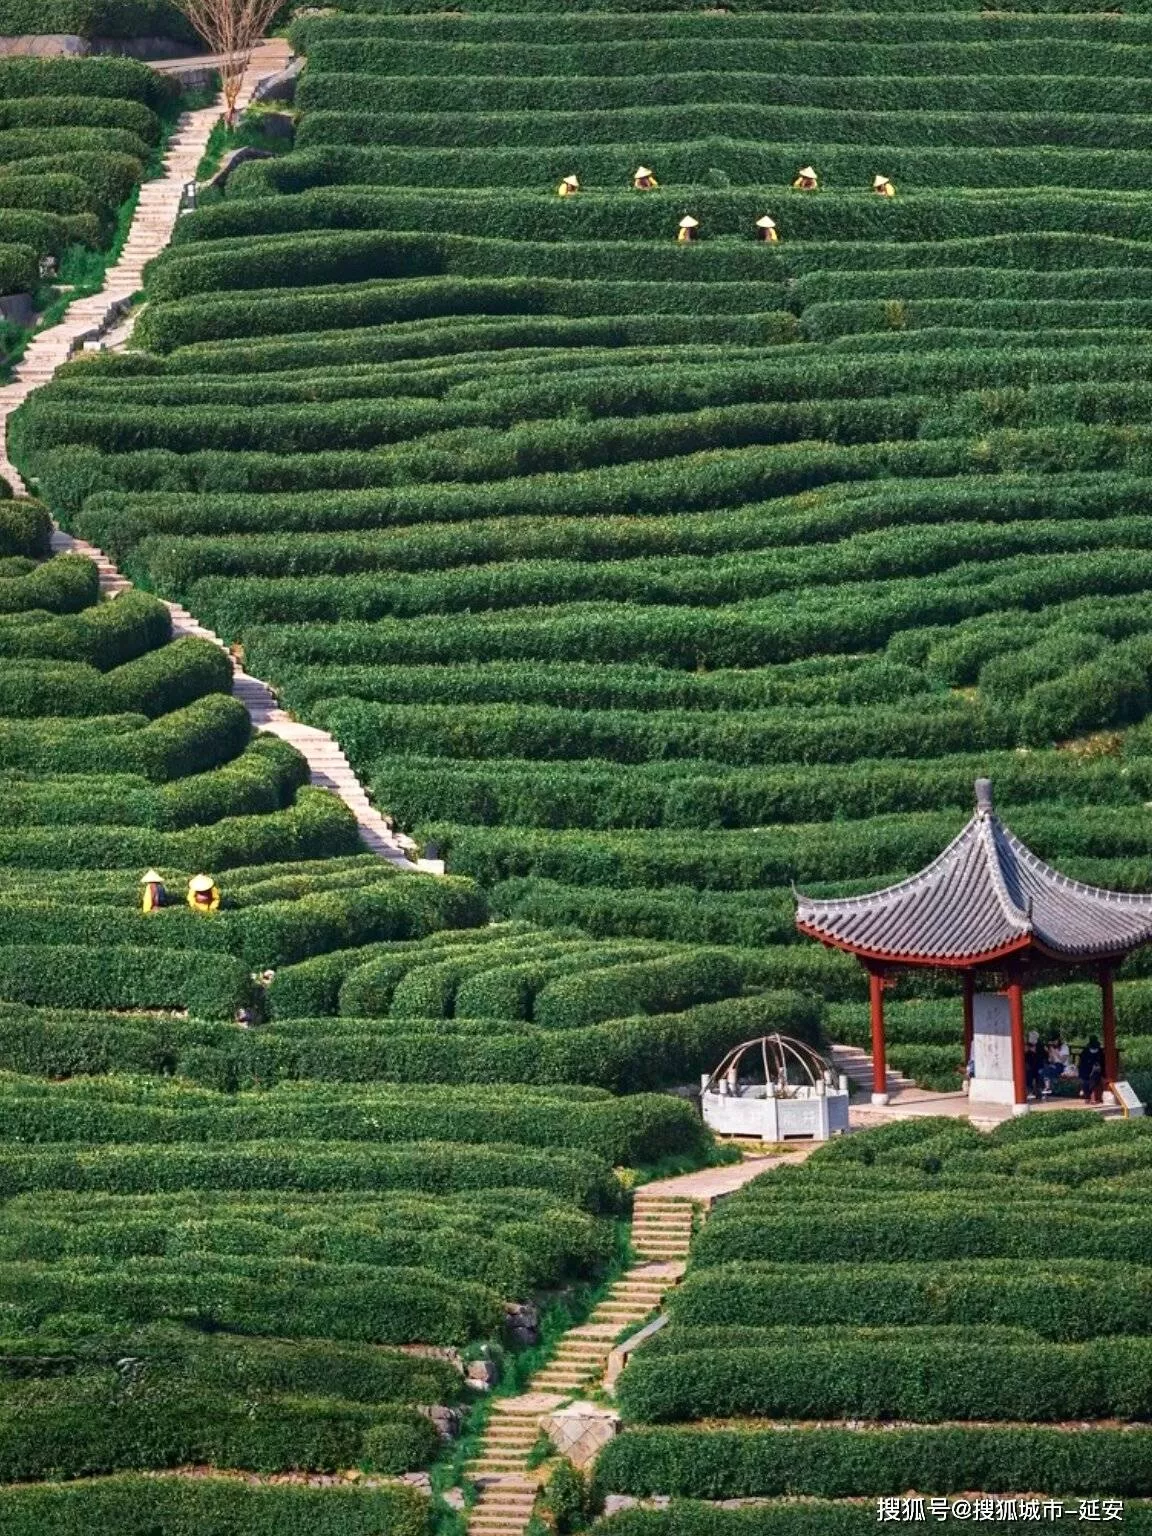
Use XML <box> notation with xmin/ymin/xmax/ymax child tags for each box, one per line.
<box><xmin>962</xmin><ymin>971</ymin><xmax>974</xmax><ymax>1065</ymax></box>
<box><xmin>869</xmin><ymin>970</ymin><xmax>888</xmax><ymax>1103</ymax></box>
<box><xmin>1100</xmin><ymin>964</ymin><xmax>1118</xmax><ymax>1084</ymax></box>
<box><xmin>1007</xmin><ymin>981</ymin><xmax>1027</xmax><ymax>1110</ymax></box>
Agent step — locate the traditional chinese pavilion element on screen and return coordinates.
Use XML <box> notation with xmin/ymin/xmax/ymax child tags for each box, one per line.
<box><xmin>794</xmin><ymin>779</ymin><xmax>1152</xmax><ymax>1111</ymax></box>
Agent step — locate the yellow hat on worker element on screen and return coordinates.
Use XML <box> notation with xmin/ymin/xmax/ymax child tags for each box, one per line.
<box><xmin>756</xmin><ymin>215</ymin><xmax>777</xmax><ymax>229</ymax></box>
<box><xmin>679</xmin><ymin>215</ymin><xmax>699</xmax><ymax>228</ymax></box>
<box><xmin>140</xmin><ymin>869</ymin><xmax>163</xmax><ymax>884</ymax></box>
<box><xmin>798</xmin><ymin>166</ymin><xmax>817</xmax><ymax>180</ymax></box>
<box><xmin>635</xmin><ymin>166</ymin><xmax>653</xmax><ymax>178</ymax></box>
<box><xmin>189</xmin><ymin>873</ymin><xmax>216</xmax><ymax>893</ymax></box>
<box><xmin>561</xmin><ymin>174</ymin><xmax>579</xmax><ymax>188</ymax></box>
<box><xmin>874</xmin><ymin>174</ymin><xmax>894</xmax><ymax>190</ymax></box>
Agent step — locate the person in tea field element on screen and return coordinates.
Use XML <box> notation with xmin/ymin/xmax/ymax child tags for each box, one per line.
<box><xmin>1079</xmin><ymin>1036</ymin><xmax>1106</xmax><ymax>1103</ymax></box>
<box><xmin>677</xmin><ymin>215</ymin><xmax>699</xmax><ymax>243</ymax></box>
<box><xmin>792</xmin><ymin>165</ymin><xmax>819</xmax><ymax>190</ymax></box>
<box><xmin>873</xmin><ymin>174</ymin><xmax>896</xmax><ymax>197</ymax></box>
<box><xmin>633</xmin><ymin>165</ymin><xmax>659</xmax><ymax>190</ymax></box>
<box><xmin>187</xmin><ymin>873</ymin><xmax>221</xmax><ymax>913</ymax></box>
<box><xmin>756</xmin><ymin>215</ymin><xmax>779</xmax><ymax>241</ymax></box>
<box><xmin>139</xmin><ymin>870</ymin><xmax>166</xmax><ymax>913</ymax></box>
<box><xmin>557</xmin><ymin>174</ymin><xmax>579</xmax><ymax>197</ymax></box>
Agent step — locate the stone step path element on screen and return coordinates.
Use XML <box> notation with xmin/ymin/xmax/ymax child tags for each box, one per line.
<box><xmin>0</xmin><ymin>41</ymin><xmax>438</xmax><ymax>876</ymax></box>
<box><xmin>831</xmin><ymin>1042</ymin><xmax>917</xmax><ymax>1099</ymax></box>
<box><xmin>462</xmin><ymin>1157</ymin><xmax>812</xmax><ymax>1536</ymax></box>
<box><xmin>45</xmin><ymin>523</ymin><xmax>436</xmax><ymax>872</ymax></box>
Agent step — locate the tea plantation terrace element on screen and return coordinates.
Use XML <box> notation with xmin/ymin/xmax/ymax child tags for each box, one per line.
<box><xmin>21</xmin><ymin>0</ymin><xmax>1152</xmax><ymax>1025</ymax></box>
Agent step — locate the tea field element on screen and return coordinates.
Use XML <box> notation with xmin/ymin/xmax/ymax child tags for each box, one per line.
<box><xmin>0</xmin><ymin>55</ymin><xmax>180</xmax><ymax>300</ymax></box>
<box><xmin>599</xmin><ymin>1114</ymin><xmax>1152</xmax><ymax>1529</ymax></box>
<box><xmin>16</xmin><ymin>0</ymin><xmax>1152</xmax><ymax>1045</ymax></box>
<box><xmin>0</xmin><ymin>490</ymin><xmax>791</xmax><ymax>1526</ymax></box>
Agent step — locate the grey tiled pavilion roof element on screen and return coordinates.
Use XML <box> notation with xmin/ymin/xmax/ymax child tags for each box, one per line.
<box><xmin>795</xmin><ymin>779</ymin><xmax>1152</xmax><ymax>965</ymax></box>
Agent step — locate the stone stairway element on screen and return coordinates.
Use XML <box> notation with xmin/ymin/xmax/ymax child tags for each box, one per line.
<box><xmin>831</xmin><ymin>1042</ymin><xmax>916</xmax><ymax>1098</ymax></box>
<box><xmin>463</xmin><ymin>1197</ymin><xmax>696</xmax><ymax>1536</ymax></box>
<box><xmin>630</xmin><ymin>1193</ymin><xmax>696</xmax><ymax>1260</ymax></box>
<box><xmin>0</xmin><ymin>42</ymin><xmax>440</xmax><ymax>877</ymax></box>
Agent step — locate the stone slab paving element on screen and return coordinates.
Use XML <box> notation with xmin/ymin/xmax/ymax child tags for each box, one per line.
<box><xmin>0</xmin><ymin>41</ymin><xmax>437</xmax><ymax>875</ymax></box>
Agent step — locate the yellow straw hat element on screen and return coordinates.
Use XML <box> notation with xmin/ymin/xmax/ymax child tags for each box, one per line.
<box><xmin>189</xmin><ymin>874</ymin><xmax>216</xmax><ymax>893</ymax></box>
<box><xmin>635</xmin><ymin>166</ymin><xmax>653</xmax><ymax>178</ymax></box>
<box><xmin>756</xmin><ymin>215</ymin><xmax>777</xmax><ymax>228</ymax></box>
<box><xmin>679</xmin><ymin>215</ymin><xmax>699</xmax><ymax>228</ymax></box>
<box><xmin>797</xmin><ymin>166</ymin><xmax>817</xmax><ymax>180</ymax></box>
<box><xmin>140</xmin><ymin>869</ymin><xmax>163</xmax><ymax>884</ymax></box>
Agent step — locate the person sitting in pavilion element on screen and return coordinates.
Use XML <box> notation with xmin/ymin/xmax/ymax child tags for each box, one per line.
<box><xmin>633</xmin><ymin>165</ymin><xmax>659</xmax><ymax>190</ymax></box>
<box><xmin>677</xmin><ymin>215</ymin><xmax>699</xmax><ymax>243</ymax></box>
<box><xmin>873</xmin><ymin>174</ymin><xmax>896</xmax><ymax>197</ymax></box>
<box><xmin>1079</xmin><ymin>1035</ymin><xmax>1106</xmax><ymax>1103</ymax></box>
<box><xmin>756</xmin><ymin>215</ymin><xmax>779</xmax><ymax>242</ymax></box>
<box><xmin>1025</xmin><ymin>1030</ymin><xmax>1047</xmax><ymax>1102</ymax></box>
<box><xmin>792</xmin><ymin>165</ymin><xmax>819</xmax><ymax>191</ymax></box>
<box><xmin>557</xmin><ymin>174</ymin><xmax>580</xmax><ymax>198</ymax></box>
<box><xmin>186</xmin><ymin>873</ymin><xmax>221</xmax><ymax>914</ymax></box>
<box><xmin>1041</xmin><ymin>1034</ymin><xmax>1072</xmax><ymax>1098</ymax></box>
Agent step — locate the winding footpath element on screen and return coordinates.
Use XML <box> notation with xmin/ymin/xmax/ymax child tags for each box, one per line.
<box><xmin>0</xmin><ymin>41</ymin><xmax>438</xmax><ymax>875</ymax></box>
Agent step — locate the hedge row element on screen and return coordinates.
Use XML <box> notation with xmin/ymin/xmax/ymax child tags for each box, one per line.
<box><xmin>128</xmin><ymin>280</ymin><xmax>796</xmax><ymax>354</ymax></box>
<box><xmin>235</xmin><ymin>542</ymin><xmax>1152</xmax><ymax>669</ymax></box>
<box><xmin>0</xmin><ymin>788</ymin><xmax>361</xmax><ymax>872</ymax></box>
<box><xmin>292</xmin><ymin>11</ymin><xmax>1152</xmax><ymax>45</ymax></box>
<box><xmin>0</xmin><ymin>636</ymin><xmax>231</xmax><ymax>720</ymax></box>
<box><xmin>0</xmin><ymin>497</ymin><xmax>49</xmax><ymax>558</ymax></box>
<box><xmin>0</xmin><ymin>694</ymin><xmax>251</xmax><ymax>782</ymax></box>
<box><xmin>362</xmin><ymin>749</ymin><xmax>1150</xmax><ymax>832</ymax></box>
<box><xmin>0</xmin><ymin>735</ymin><xmax>305</xmax><ymax>832</ymax></box>
<box><xmin>0</xmin><ymin>1477</ymin><xmax>428</xmax><ymax>1536</ymax></box>
<box><xmin>596</xmin><ymin>1423</ymin><xmax>1152</xmax><ymax>1498</ymax></box>
<box><xmin>0</xmin><ymin>95</ymin><xmax>159</xmax><ymax>141</ymax></box>
<box><xmin>0</xmin><ymin>876</ymin><xmax>485</xmax><ymax>970</ymax></box>
<box><xmin>0</xmin><ymin>1078</ymin><xmax>706</xmax><ymax>1166</ymax></box>
<box><xmin>0</xmin><ymin>943</ymin><xmax>252</xmax><ymax>1017</ymax></box>
<box><xmin>596</xmin><ymin>1508</ymin><xmax>1152</xmax><ymax>1536</ymax></box>
<box><xmin>668</xmin><ymin>1258</ymin><xmax>1152</xmax><ymax>1336</ymax></box>
<box><xmin>0</xmin><ymin>990</ymin><xmax>822</xmax><ymax>1093</ymax></box>
<box><xmin>303</xmin><ymin>37</ymin><xmax>1152</xmax><ymax>80</ymax></box>
<box><xmin>401</xmin><ymin>803</ymin><xmax>1152</xmax><ymax>890</ymax></box>
<box><xmin>70</xmin><ymin>462</ymin><xmax>1152</xmax><ymax>549</ymax></box>
<box><xmin>299</xmin><ymin>103</ymin><xmax>1152</xmax><ymax>155</ymax></box>
<box><xmin>0</xmin><ymin>58</ymin><xmax>180</xmax><ymax>109</ymax></box>
<box><xmin>0</xmin><ymin>1139</ymin><xmax>619</xmax><ymax>1212</ymax></box>
<box><xmin>616</xmin><ymin>1333</ymin><xmax>1152</xmax><ymax>1421</ymax></box>
<box><xmin>0</xmin><ymin>1382</ymin><xmax>439</xmax><ymax>1481</ymax></box>
<box><xmin>0</xmin><ymin>553</ymin><xmax>98</xmax><ymax>617</ymax></box>
<box><xmin>0</xmin><ymin>1253</ymin><xmax>502</xmax><ymax>1345</ymax></box>
<box><xmin>339</xmin><ymin>936</ymin><xmax>665</xmax><ymax>1019</ymax></box>
<box><xmin>179</xmin><ymin>182</ymin><xmax>1152</xmax><ymax>248</ymax></box>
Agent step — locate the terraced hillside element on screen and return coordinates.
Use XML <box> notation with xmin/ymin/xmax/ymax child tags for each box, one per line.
<box><xmin>18</xmin><ymin>0</ymin><xmax>1152</xmax><ymax>1035</ymax></box>
<box><xmin>599</xmin><ymin>1114</ymin><xmax>1152</xmax><ymax>1526</ymax></box>
<box><xmin>0</xmin><ymin>477</ymin><xmax>793</xmax><ymax>1523</ymax></box>
<box><xmin>0</xmin><ymin>56</ymin><xmax>178</xmax><ymax>299</ymax></box>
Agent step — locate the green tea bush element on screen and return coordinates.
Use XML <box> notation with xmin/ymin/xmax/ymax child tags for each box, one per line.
<box><xmin>596</xmin><ymin>1423</ymin><xmax>1152</xmax><ymax>1498</ymax></box>
<box><xmin>669</xmin><ymin>1258</ymin><xmax>1152</xmax><ymax>1334</ymax></box>
<box><xmin>0</xmin><ymin>1138</ymin><xmax>619</xmax><ymax>1211</ymax></box>
<box><xmin>0</xmin><ymin>942</ymin><xmax>251</xmax><ymax>1016</ymax></box>
<box><xmin>615</xmin><ymin>1332</ymin><xmax>1152</xmax><ymax>1421</ymax></box>
<box><xmin>0</xmin><ymin>1476</ymin><xmax>429</xmax><ymax>1536</ymax></box>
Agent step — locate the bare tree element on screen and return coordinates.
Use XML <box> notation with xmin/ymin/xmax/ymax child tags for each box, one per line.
<box><xmin>173</xmin><ymin>0</ymin><xmax>281</xmax><ymax>126</ymax></box>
